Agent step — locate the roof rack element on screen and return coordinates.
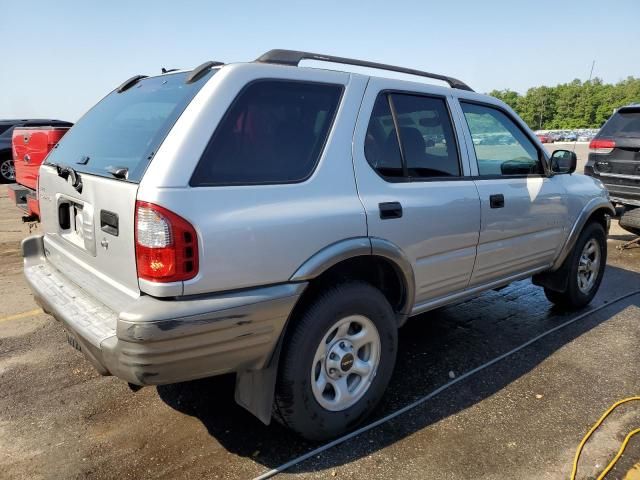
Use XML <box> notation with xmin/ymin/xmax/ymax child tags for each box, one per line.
<box><xmin>116</xmin><ymin>75</ymin><xmax>148</xmax><ymax>93</ymax></box>
<box><xmin>185</xmin><ymin>61</ymin><xmax>224</xmax><ymax>84</ymax></box>
<box><xmin>255</xmin><ymin>49</ymin><xmax>473</xmax><ymax>92</ymax></box>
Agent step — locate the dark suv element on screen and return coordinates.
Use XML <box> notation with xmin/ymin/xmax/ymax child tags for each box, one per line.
<box><xmin>0</xmin><ymin>119</ymin><xmax>72</xmax><ymax>183</ymax></box>
<box><xmin>585</xmin><ymin>105</ymin><xmax>640</xmax><ymax>234</ymax></box>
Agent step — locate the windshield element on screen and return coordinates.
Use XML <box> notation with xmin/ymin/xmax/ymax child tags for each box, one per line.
<box><xmin>46</xmin><ymin>70</ymin><xmax>215</xmax><ymax>182</ymax></box>
<box><xmin>599</xmin><ymin>109</ymin><xmax>640</xmax><ymax>139</ymax></box>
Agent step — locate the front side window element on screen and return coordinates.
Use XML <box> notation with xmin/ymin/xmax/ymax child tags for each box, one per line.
<box><xmin>461</xmin><ymin>102</ymin><xmax>542</xmax><ymax>176</ymax></box>
<box><xmin>191</xmin><ymin>80</ymin><xmax>343</xmax><ymax>186</ymax></box>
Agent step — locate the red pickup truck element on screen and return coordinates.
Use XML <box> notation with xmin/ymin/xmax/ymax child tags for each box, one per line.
<box><xmin>8</xmin><ymin>125</ymin><xmax>72</xmax><ymax>221</ymax></box>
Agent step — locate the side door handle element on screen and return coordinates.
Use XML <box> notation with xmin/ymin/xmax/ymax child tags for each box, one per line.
<box><xmin>489</xmin><ymin>194</ymin><xmax>504</xmax><ymax>209</ymax></box>
<box><xmin>379</xmin><ymin>202</ymin><xmax>403</xmax><ymax>219</ymax></box>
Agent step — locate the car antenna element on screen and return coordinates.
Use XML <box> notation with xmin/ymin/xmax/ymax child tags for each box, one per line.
<box><xmin>162</xmin><ymin>68</ymin><xmax>179</xmax><ymax>74</ymax></box>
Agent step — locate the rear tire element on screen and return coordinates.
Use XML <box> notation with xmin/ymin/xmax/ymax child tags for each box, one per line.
<box><xmin>274</xmin><ymin>282</ymin><xmax>397</xmax><ymax>441</ymax></box>
<box><xmin>544</xmin><ymin>222</ymin><xmax>606</xmax><ymax>309</ymax></box>
<box><xmin>0</xmin><ymin>157</ymin><xmax>15</xmax><ymax>183</ymax></box>
<box><xmin>619</xmin><ymin>208</ymin><xmax>640</xmax><ymax>236</ymax></box>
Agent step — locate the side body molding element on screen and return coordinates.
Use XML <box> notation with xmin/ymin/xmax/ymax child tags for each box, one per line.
<box><xmin>289</xmin><ymin>236</ymin><xmax>416</xmax><ymax>317</ymax></box>
<box><xmin>551</xmin><ymin>197</ymin><xmax>614</xmax><ymax>271</ymax></box>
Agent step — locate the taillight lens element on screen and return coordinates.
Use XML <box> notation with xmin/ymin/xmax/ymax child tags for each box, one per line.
<box><xmin>135</xmin><ymin>201</ymin><xmax>198</xmax><ymax>283</ymax></box>
<box><xmin>589</xmin><ymin>138</ymin><xmax>616</xmax><ymax>154</ymax></box>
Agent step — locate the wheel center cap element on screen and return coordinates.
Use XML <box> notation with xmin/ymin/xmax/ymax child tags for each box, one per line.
<box><xmin>340</xmin><ymin>353</ymin><xmax>354</xmax><ymax>372</ymax></box>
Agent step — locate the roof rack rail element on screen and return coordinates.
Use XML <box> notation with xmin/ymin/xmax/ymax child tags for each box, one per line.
<box><xmin>255</xmin><ymin>49</ymin><xmax>473</xmax><ymax>92</ymax></box>
<box><xmin>116</xmin><ymin>75</ymin><xmax>148</xmax><ymax>93</ymax></box>
<box><xmin>185</xmin><ymin>60</ymin><xmax>224</xmax><ymax>84</ymax></box>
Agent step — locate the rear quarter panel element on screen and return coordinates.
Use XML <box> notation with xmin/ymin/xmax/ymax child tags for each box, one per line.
<box><xmin>138</xmin><ymin>64</ymin><xmax>369</xmax><ymax>295</ymax></box>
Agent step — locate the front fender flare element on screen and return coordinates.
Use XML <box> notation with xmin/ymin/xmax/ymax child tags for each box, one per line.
<box><xmin>551</xmin><ymin>197</ymin><xmax>614</xmax><ymax>271</ymax></box>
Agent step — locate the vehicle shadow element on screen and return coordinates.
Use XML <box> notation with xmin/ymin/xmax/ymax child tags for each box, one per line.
<box><xmin>157</xmin><ymin>265</ymin><xmax>640</xmax><ymax>473</ymax></box>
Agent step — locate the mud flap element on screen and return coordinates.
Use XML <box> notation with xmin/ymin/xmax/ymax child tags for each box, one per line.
<box><xmin>235</xmin><ymin>366</ymin><xmax>278</xmax><ymax>425</ymax></box>
<box><xmin>532</xmin><ymin>261</ymin><xmax>570</xmax><ymax>293</ymax></box>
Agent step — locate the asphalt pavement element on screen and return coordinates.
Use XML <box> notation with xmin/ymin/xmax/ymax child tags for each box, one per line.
<box><xmin>1</xmin><ymin>182</ymin><xmax>639</xmax><ymax>480</ymax></box>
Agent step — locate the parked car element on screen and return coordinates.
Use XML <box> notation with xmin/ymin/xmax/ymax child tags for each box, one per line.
<box><xmin>585</xmin><ymin>104</ymin><xmax>640</xmax><ymax>235</ymax></box>
<box><xmin>22</xmin><ymin>50</ymin><xmax>613</xmax><ymax>440</ymax></box>
<box><xmin>0</xmin><ymin>119</ymin><xmax>72</xmax><ymax>183</ymax></box>
<box><xmin>536</xmin><ymin>132</ymin><xmax>553</xmax><ymax>143</ymax></box>
<box><xmin>549</xmin><ymin>131</ymin><xmax>564</xmax><ymax>142</ymax></box>
<box><xmin>564</xmin><ymin>131</ymin><xmax>578</xmax><ymax>142</ymax></box>
<box><xmin>8</xmin><ymin>125</ymin><xmax>73</xmax><ymax>221</ymax></box>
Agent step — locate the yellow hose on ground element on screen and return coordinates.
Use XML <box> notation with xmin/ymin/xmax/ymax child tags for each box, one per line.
<box><xmin>571</xmin><ymin>397</ymin><xmax>640</xmax><ymax>480</ymax></box>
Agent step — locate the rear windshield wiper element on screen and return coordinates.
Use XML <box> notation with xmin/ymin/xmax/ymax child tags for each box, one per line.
<box><xmin>56</xmin><ymin>164</ymin><xmax>83</xmax><ymax>193</ymax></box>
<box><xmin>107</xmin><ymin>166</ymin><xmax>128</xmax><ymax>180</ymax></box>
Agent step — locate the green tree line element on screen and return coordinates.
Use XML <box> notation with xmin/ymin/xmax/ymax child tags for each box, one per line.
<box><xmin>488</xmin><ymin>77</ymin><xmax>640</xmax><ymax>130</ymax></box>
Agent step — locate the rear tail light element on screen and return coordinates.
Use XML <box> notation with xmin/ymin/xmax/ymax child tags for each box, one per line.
<box><xmin>135</xmin><ymin>201</ymin><xmax>198</xmax><ymax>283</ymax></box>
<box><xmin>589</xmin><ymin>138</ymin><xmax>616</xmax><ymax>154</ymax></box>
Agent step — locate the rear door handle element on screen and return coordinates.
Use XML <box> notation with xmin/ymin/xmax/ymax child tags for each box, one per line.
<box><xmin>379</xmin><ymin>202</ymin><xmax>403</xmax><ymax>219</ymax></box>
<box><xmin>100</xmin><ymin>210</ymin><xmax>119</xmax><ymax>236</ymax></box>
<box><xmin>489</xmin><ymin>194</ymin><xmax>504</xmax><ymax>209</ymax></box>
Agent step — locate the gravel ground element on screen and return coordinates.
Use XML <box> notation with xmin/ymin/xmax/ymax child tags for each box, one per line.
<box><xmin>0</xmin><ymin>183</ymin><xmax>639</xmax><ymax>480</ymax></box>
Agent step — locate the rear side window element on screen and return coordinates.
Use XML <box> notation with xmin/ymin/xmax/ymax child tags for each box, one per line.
<box><xmin>45</xmin><ymin>71</ymin><xmax>214</xmax><ymax>182</ymax></box>
<box><xmin>191</xmin><ymin>80</ymin><xmax>343</xmax><ymax>186</ymax></box>
<box><xmin>599</xmin><ymin>109</ymin><xmax>640</xmax><ymax>138</ymax></box>
<box><xmin>391</xmin><ymin>94</ymin><xmax>460</xmax><ymax>178</ymax></box>
<box><xmin>364</xmin><ymin>94</ymin><xmax>404</xmax><ymax>179</ymax></box>
<box><xmin>364</xmin><ymin>92</ymin><xmax>460</xmax><ymax>181</ymax></box>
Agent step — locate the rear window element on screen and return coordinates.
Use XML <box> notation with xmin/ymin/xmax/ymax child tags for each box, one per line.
<box><xmin>190</xmin><ymin>80</ymin><xmax>343</xmax><ymax>186</ymax></box>
<box><xmin>46</xmin><ymin>71</ymin><xmax>214</xmax><ymax>182</ymax></box>
<box><xmin>599</xmin><ymin>108</ymin><xmax>640</xmax><ymax>138</ymax></box>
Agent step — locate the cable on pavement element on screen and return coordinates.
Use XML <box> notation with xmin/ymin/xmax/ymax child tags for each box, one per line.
<box><xmin>251</xmin><ymin>289</ymin><xmax>640</xmax><ymax>480</ymax></box>
<box><xmin>571</xmin><ymin>397</ymin><xmax>640</xmax><ymax>480</ymax></box>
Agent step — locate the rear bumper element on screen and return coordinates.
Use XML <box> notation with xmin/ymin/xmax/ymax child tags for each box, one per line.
<box><xmin>7</xmin><ymin>183</ymin><xmax>38</xmax><ymax>217</ymax></box>
<box><xmin>22</xmin><ymin>235</ymin><xmax>305</xmax><ymax>386</ymax></box>
<box><xmin>585</xmin><ymin>164</ymin><xmax>640</xmax><ymax>207</ymax></box>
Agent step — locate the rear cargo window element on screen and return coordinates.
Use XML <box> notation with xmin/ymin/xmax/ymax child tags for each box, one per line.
<box><xmin>45</xmin><ymin>71</ymin><xmax>215</xmax><ymax>182</ymax></box>
<box><xmin>190</xmin><ymin>80</ymin><xmax>343</xmax><ymax>186</ymax></box>
<box><xmin>599</xmin><ymin>109</ymin><xmax>640</xmax><ymax>138</ymax></box>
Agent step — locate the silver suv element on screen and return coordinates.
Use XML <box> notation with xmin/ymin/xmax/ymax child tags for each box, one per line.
<box><xmin>22</xmin><ymin>50</ymin><xmax>613</xmax><ymax>440</ymax></box>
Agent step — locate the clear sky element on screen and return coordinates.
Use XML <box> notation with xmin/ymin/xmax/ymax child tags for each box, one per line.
<box><xmin>2</xmin><ymin>0</ymin><xmax>639</xmax><ymax>121</ymax></box>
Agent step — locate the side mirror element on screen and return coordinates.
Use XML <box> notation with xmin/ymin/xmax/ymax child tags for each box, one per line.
<box><xmin>550</xmin><ymin>149</ymin><xmax>577</xmax><ymax>174</ymax></box>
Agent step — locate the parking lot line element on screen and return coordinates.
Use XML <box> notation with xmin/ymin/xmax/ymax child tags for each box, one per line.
<box><xmin>0</xmin><ymin>309</ymin><xmax>43</xmax><ymax>324</ymax></box>
<box><xmin>252</xmin><ymin>289</ymin><xmax>640</xmax><ymax>480</ymax></box>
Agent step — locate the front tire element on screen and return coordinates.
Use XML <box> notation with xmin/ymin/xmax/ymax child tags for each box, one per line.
<box><xmin>274</xmin><ymin>282</ymin><xmax>397</xmax><ymax>441</ymax></box>
<box><xmin>544</xmin><ymin>222</ymin><xmax>606</xmax><ymax>309</ymax></box>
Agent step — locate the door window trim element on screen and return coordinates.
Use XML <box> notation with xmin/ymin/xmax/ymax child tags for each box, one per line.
<box><xmin>459</xmin><ymin>99</ymin><xmax>551</xmax><ymax>179</ymax></box>
<box><xmin>364</xmin><ymin>89</ymin><xmax>465</xmax><ymax>183</ymax></box>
